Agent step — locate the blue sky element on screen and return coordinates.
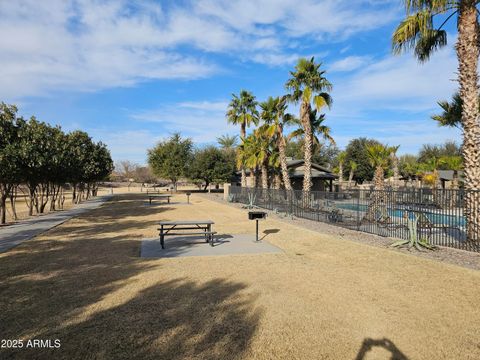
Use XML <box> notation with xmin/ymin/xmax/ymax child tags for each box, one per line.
<box><xmin>1</xmin><ymin>0</ymin><xmax>462</xmax><ymax>164</ymax></box>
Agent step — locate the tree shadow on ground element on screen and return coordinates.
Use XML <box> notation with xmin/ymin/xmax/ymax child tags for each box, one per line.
<box><xmin>0</xmin><ymin>193</ymin><xmax>262</xmax><ymax>359</ymax></box>
<box><xmin>3</xmin><ymin>276</ymin><xmax>261</xmax><ymax>360</ymax></box>
<box><xmin>355</xmin><ymin>338</ymin><xmax>409</xmax><ymax>360</ymax></box>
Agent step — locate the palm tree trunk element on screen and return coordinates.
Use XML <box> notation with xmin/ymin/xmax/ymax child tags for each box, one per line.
<box><xmin>261</xmin><ymin>162</ymin><xmax>268</xmax><ymax>189</ymax></box>
<box><xmin>373</xmin><ymin>166</ymin><xmax>384</xmax><ymax>190</ymax></box>
<box><xmin>240</xmin><ymin>123</ymin><xmax>247</xmax><ymax>187</ymax></box>
<box><xmin>301</xmin><ymin>102</ymin><xmax>313</xmax><ymax>201</ymax></box>
<box><xmin>241</xmin><ymin>168</ymin><xmax>247</xmax><ymax>187</ymax></box>
<box><xmin>339</xmin><ymin>163</ymin><xmax>344</xmax><ymax>184</ymax></box>
<box><xmin>277</xmin><ymin>127</ymin><xmax>292</xmax><ymax>190</ymax></box>
<box><xmin>250</xmin><ymin>168</ymin><xmax>257</xmax><ymax>188</ymax></box>
<box><xmin>274</xmin><ymin>173</ymin><xmax>281</xmax><ymax>189</ymax></box>
<box><xmin>348</xmin><ymin>170</ymin><xmax>354</xmax><ymax>189</ymax></box>
<box><xmin>457</xmin><ymin>1</ymin><xmax>480</xmax><ymax>242</ymax></box>
<box><xmin>365</xmin><ymin>166</ymin><xmax>385</xmax><ymax>221</ymax></box>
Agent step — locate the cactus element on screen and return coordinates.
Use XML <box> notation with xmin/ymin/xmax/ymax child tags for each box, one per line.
<box><xmin>391</xmin><ymin>213</ymin><xmax>436</xmax><ymax>251</ymax></box>
<box><xmin>247</xmin><ymin>193</ymin><xmax>256</xmax><ymax>209</ymax></box>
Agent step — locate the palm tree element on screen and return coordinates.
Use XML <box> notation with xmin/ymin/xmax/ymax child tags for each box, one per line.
<box><xmin>226</xmin><ymin>90</ymin><xmax>259</xmax><ymax>187</ymax></box>
<box><xmin>432</xmin><ymin>93</ymin><xmax>464</xmax><ymax>129</ymax></box>
<box><xmin>399</xmin><ymin>154</ymin><xmax>420</xmax><ymax>187</ymax></box>
<box><xmin>389</xmin><ymin>145</ymin><xmax>401</xmax><ymax>186</ymax></box>
<box><xmin>289</xmin><ymin>109</ymin><xmax>335</xmax><ymax>149</ymax></box>
<box><xmin>253</xmin><ymin>125</ymin><xmax>273</xmax><ymax>190</ymax></box>
<box><xmin>237</xmin><ymin>135</ymin><xmax>258</xmax><ymax>188</ymax></box>
<box><xmin>365</xmin><ymin>143</ymin><xmax>391</xmax><ymax>221</ymax></box>
<box><xmin>348</xmin><ymin>160</ymin><xmax>358</xmax><ymax>188</ymax></box>
<box><xmin>392</xmin><ymin>0</ymin><xmax>480</xmax><ymax>241</ymax></box>
<box><xmin>217</xmin><ymin>134</ymin><xmax>238</xmax><ymax>150</ymax></box>
<box><xmin>260</xmin><ymin>96</ymin><xmax>294</xmax><ymax>190</ymax></box>
<box><xmin>285</xmin><ymin>57</ymin><xmax>332</xmax><ymax>197</ymax></box>
<box><xmin>337</xmin><ymin>151</ymin><xmax>347</xmax><ymax>183</ymax></box>
<box><xmin>366</xmin><ymin>144</ymin><xmax>391</xmax><ymax>190</ymax></box>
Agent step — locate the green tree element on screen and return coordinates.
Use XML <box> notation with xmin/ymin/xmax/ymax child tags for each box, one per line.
<box><xmin>439</xmin><ymin>155</ymin><xmax>463</xmax><ymax>188</ymax></box>
<box><xmin>399</xmin><ymin>154</ymin><xmax>420</xmax><ymax>183</ymax></box>
<box><xmin>0</xmin><ymin>103</ymin><xmax>22</xmax><ymax>224</ymax></box>
<box><xmin>226</xmin><ymin>90</ymin><xmax>259</xmax><ymax>187</ymax></box>
<box><xmin>260</xmin><ymin>96</ymin><xmax>294</xmax><ymax>190</ymax></box>
<box><xmin>392</xmin><ymin>0</ymin><xmax>480</xmax><ymax>241</ymax></box>
<box><xmin>344</xmin><ymin>138</ymin><xmax>382</xmax><ymax>183</ymax></box>
<box><xmin>189</xmin><ymin>146</ymin><xmax>235</xmax><ymax>190</ymax></box>
<box><xmin>147</xmin><ymin>133</ymin><xmax>193</xmax><ymax>190</ymax></box>
<box><xmin>286</xmin><ymin>57</ymin><xmax>332</xmax><ymax>196</ymax></box>
<box><xmin>418</xmin><ymin>141</ymin><xmax>461</xmax><ymax>163</ymax></box>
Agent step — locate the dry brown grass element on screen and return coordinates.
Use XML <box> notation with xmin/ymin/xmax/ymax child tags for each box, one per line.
<box><xmin>1</xmin><ymin>193</ymin><xmax>479</xmax><ymax>359</ymax></box>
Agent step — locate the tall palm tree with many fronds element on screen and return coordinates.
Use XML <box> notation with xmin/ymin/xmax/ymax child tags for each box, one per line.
<box><xmin>226</xmin><ymin>90</ymin><xmax>259</xmax><ymax>187</ymax></box>
<box><xmin>285</xmin><ymin>57</ymin><xmax>332</xmax><ymax>197</ymax></box>
<box><xmin>389</xmin><ymin>145</ymin><xmax>401</xmax><ymax>186</ymax></box>
<box><xmin>237</xmin><ymin>135</ymin><xmax>258</xmax><ymax>188</ymax></box>
<box><xmin>260</xmin><ymin>96</ymin><xmax>294</xmax><ymax>190</ymax></box>
<box><xmin>348</xmin><ymin>160</ymin><xmax>358</xmax><ymax>188</ymax></box>
<box><xmin>392</xmin><ymin>0</ymin><xmax>480</xmax><ymax>242</ymax></box>
<box><xmin>367</xmin><ymin>144</ymin><xmax>391</xmax><ymax>191</ymax></box>
<box><xmin>365</xmin><ymin>143</ymin><xmax>392</xmax><ymax>221</ymax></box>
<box><xmin>337</xmin><ymin>151</ymin><xmax>347</xmax><ymax>183</ymax></box>
<box><xmin>288</xmin><ymin>108</ymin><xmax>335</xmax><ymax>150</ymax></box>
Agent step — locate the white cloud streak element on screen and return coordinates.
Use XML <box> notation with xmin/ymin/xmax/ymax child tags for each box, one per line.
<box><xmin>0</xmin><ymin>0</ymin><xmax>400</xmax><ymax>98</ymax></box>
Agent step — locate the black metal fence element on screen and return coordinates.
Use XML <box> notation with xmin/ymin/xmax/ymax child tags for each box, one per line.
<box><xmin>229</xmin><ymin>186</ymin><xmax>480</xmax><ymax>252</ymax></box>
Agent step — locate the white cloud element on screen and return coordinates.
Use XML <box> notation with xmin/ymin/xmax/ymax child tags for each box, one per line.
<box><xmin>0</xmin><ymin>0</ymin><xmax>400</xmax><ymax>99</ymax></box>
<box><xmin>90</xmin><ymin>129</ymin><xmax>162</xmax><ymax>164</ymax></box>
<box><xmin>329</xmin><ymin>56</ymin><xmax>372</xmax><ymax>72</ymax></box>
<box><xmin>330</xmin><ymin>45</ymin><xmax>458</xmax><ymax>113</ymax></box>
<box><xmin>131</xmin><ymin>100</ymin><xmax>238</xmax><ymax>143</ymax></box>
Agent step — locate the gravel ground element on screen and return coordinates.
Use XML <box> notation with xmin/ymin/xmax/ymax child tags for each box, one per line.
<box><xmin>200</xmin><ymin>193</ymin><xmax>480</xmax><ymax>271</ymax></box>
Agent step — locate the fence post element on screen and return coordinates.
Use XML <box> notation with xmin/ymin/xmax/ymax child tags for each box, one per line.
<box><xmin>357</xmin><ymin>189</ymin><xmax>360</xmax><ymax>231</ymax></box>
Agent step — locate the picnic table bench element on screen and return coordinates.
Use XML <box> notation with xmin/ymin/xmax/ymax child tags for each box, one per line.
<box><xmin>158</xmin><ymin>220</ymin><xmax>216</xmax><ymax>249</ymax></box>
<box><xmin>148</xmin><ymin>194</ymin><xmax>172</xmax><ymax>205</ymax></box>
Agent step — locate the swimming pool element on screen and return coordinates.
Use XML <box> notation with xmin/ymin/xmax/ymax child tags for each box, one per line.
<box><xmin>336</xmin><ymin>203</ymin><xmax>466</xmax><ymax>227</ymax></box>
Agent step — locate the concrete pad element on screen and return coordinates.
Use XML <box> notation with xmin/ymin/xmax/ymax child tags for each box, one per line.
<box><xmin>141</xmin><ymin>234</ymin><xmax>283</xmax><ymax>258</ymax></box>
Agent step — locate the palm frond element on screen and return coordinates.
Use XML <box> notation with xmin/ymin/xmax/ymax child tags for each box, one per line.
<box><xmin>414</xmin><ymin>29</ymin><xmax>447</xmax><ymax>62</ymax></box>
<box><xmin>392</xmin><ymin>10</ymin><xmax>433</xmax><ymax>55</ymax></box>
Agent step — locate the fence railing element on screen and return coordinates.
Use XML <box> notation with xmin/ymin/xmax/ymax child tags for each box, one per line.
<box><xmin>228</xmin><ymin>186</ymin><xmax>480</xmax><ymax>253</ymax></box>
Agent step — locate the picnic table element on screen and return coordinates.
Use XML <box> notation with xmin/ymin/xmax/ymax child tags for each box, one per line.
<box><xmin>148</xmin><ymin>194</ymin><xmax>172</xmax><ymax>205</ymax></box>
<box><xmin>158</xmin><ymin>220</ymin><xmax>215</xmax><ymax>249</ymax></box>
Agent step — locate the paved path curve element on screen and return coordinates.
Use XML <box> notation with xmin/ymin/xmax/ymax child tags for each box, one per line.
<box><xmin>0</xmin><ymin>195</ymin><xmax>112</xmax><ymax>253</ymax></box>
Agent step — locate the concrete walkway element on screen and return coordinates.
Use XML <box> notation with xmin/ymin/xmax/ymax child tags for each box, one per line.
<box><xmin>0</xmin><ymin>195</ymin><xmax>112</xmax><ymax>253</ymax></box>
<box><xmin>141</xmin><ymin>234</ymin><xmax>283</xmax><ymax>258</ymax></box>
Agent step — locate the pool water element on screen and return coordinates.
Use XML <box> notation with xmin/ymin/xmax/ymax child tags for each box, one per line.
<box><xmin>336</xmin><ymin>203</ymin><xmax>466</xmax><ymax>227</ymax></box>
